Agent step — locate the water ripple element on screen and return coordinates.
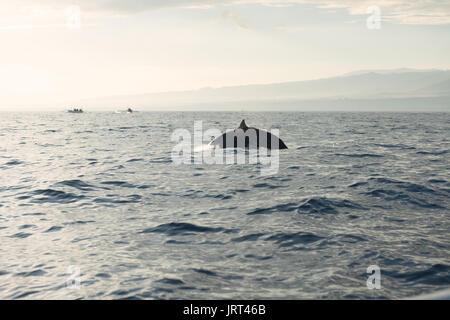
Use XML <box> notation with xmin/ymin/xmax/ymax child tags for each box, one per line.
<box><xmin>141</xmin><ymin>222</ymin><xmax>234</xmax><ymax>236</ymax></box>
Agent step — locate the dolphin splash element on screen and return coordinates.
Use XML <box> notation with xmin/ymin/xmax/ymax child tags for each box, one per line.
<box><xmin>209</xmin><ymin>120</ymin><xmax>288</xmax><ymax>150</ymax></box>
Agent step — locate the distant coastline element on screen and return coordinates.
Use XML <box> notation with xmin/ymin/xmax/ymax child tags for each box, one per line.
<box><xmin>72</xmin><ymin>69</ymin><xmax>450</xmax><ymax>112</ymax></box>
<box><xmin>1</xmin><ymin>69</ymin><xmax>449</xmax><ymax>112</ymax></box>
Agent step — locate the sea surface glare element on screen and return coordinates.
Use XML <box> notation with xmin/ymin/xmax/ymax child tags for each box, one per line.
<box><xmin>0</xmin><ymin>112</ymin><xmax>449</xmax><ymax>299</ymax></box>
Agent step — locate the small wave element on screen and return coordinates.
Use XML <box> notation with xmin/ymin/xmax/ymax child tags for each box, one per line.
<box><xmin>344</xmin><ymin>129</ymin><xmax>366</xmax><ymax>134</ymax></box>
<box><xmin>353</xmin><ymin>177</ymin><xmax>447</xmax><ymax>196</ymax></box>
<box><xmin>95</xmin><ymin>273</ymin><xmax>111</xmax><ymax>278</ymax></box>
<box><xmin>12</xmin><ymin>291</ymin><xmax>40</xmax><ymax>299</ymax></box>
<box><xmin>348</xmin><ymin>181</ymin><xmax>368</xmax><ymax>188</ymax></box>
<box><xmin>369</xmin><ymin>178</ymin><xmax>440</xmax><ymax>194</ymax></box>
<box><xmin>364</xmin><ymin>189</ymin><xmax>444</xmax><ymax>208</ymax></box>
<box><xmin>71</xmin><ymin>236</ymin><xmax>91</xmax><ymax>243</ymax></box>
<box><xmin>18</xmin><ymin>224</ymin><xmax>35</xmax><ymax>230</ymax></box>
<box><xmin>264</xmin><ymin>232</ymin><xmax>324</xmax><ymax>247</ymax></box>
<box><xmin>140</xmin><ymin>222</ymin><xmax>230</xmax><ymax>236</ymax></box>
<box><xmin>357</xmin><ymin>177</ymin><xmax>448</xmax><ymax>208</ymax></box>
<box><xmin>56</xmin><ymin>180</ymin><xmax>96</xmax><ymax>191</ymax></box>
<box><xmin>101</xmin><ymin>181</ymin><xmax>136</xmax><ymax>188</ymax></box>
<box><xmin>384</xmin><ymin>264</ymin><xmax>450</xmax><ymax>286</ymax></box>
<box><xmin>335</xmin><ymin>153</ymin><xmax>383</xmax><ymax>158</ymax></box>
<box><xmin>34</xmin><ymin>143</ymin><xmax>63</xmax><ymax>148</ymax></box>
<box><xmin>416</xmin><ymin>150</ymin><xmax>448</xmax><ymax>156</ymax></box>
<box><xmin>109</xmin><ymin>288</ymin><xmax>141</xmax><ymax>298</ymax></box>
<box><xmin>232</xmin><ymin>189</ymin><xmax>250</xmax><ymax>193</ymax></box>
<box><xmin>75</xmin><ymin>130</ymin><xmax>94</xmax><ymax>134</ymax></box>
<box><xmin>149</xmin><ymin>157</ymin><xmax>172</xmax><ymax>164</ymax></box>
<box><xmin>44</xmin><ymin>226</ymin><xmax>63</xmax><ymax>233</ymax></box>
<box><xmin>247</xmin><ymin>202</ymin><xmax>298</xmax><ymax>215</ymax></box>
<box><xmin>3</xmin><ymin>160</ymin><xmax>23</xmax><ymax>166</ymax></box>
<box><xmin>231</xmin><ymin>233</ymin><xmax>267</xmax><ymax>242</ymax></box>
<box><xmin>137</xmin><ymin>185</ymin><xmax>152</xmax><ymax>189</ymax></box>
<box><xmin>165</xmin><ymin>239</ymin><xmax>189</xmax><ymax>244</ymax></box>
<box><xmin>297</xmin><ymin>198</ymin><xmax>365</xmax><ymax>215</ymax></box>
<box><xmin>216</xmin><ymin>194</ymin><xmax>232</xmax><ymax>200</ymax></box>
<box><xmin>391</xmin><ymin>125</ymin><xmax>408</xmax><ymax>130</ymax></box>
<box><xmin>244</xmin><ymin>254</ymin><xmax>272</xmax><ymax>261</ymax></box>
<box><xmin>15</xmin><ymin>269</ymin><xmax>47</xmax><ymax>277</ymax></box>
<box><xmin>63</xmin><ymin>220</ymin><xmax>95</xmax><ymax>225</ymax></box>
<box><xmin>373</xmin><ymin>143</ymin><xmax>415</xmax><ymax>150</ymax></box>
<box><xmin>334</xmin><ymin>234</ymin><xmax>368</xmax><ymax>243</ymax></box>
<box><xmin>253</xmin><ymin>183</ymin><xmax>287</xmax><ymax>189</ymax></box>
<box><xmin>94</xmin><ymin>194</ymin><xmax>141</xmax><ymax>204</ymax></box>
<box><xmin>192</xmin><ymin>268</ymin><xmax>218</xmax><ymax>277</ymax></box>
<box><xmin>247</xmin><ymin>198</ymin><xmax>364</xmax><ymax>216</ymax></box>
<box><xmin>155</xmin><ymin>278</ymin><xmax>185</xmax><ymax>285</ymax></box>
<box><xmin>9</xmin><ymin>232</ymin><xmax>32</xmax><ymax>239</ymax></box>
<box><xmin>30</xmin><ymin>189</ymin><xmax>85</xmax><ymax>204</ymax></box>
<box><xmin>428</xmin><ymin>178</ymin><xmax>447</xmax><ymax>184</ymax></box>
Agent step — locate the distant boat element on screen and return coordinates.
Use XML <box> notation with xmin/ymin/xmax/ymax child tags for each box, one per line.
<box><xmin>68</xmin><ymin>108</ymin><xmax>84</xmax><ymax>113</ymax></box>
<box><xmin>114</xmin><ymin>107</ymin><xmax>136</xmax><ymax>114</ymax></box>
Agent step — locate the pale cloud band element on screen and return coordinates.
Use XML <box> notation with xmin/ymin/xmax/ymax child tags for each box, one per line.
<box><xmin>2</xmin><ymin>0</ymin><xmax>450</xmax><ymax>24</ymax></box>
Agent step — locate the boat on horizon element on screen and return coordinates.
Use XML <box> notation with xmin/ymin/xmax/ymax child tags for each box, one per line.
<box><xmin>68</xmin><ymin>108</ymin><xmax>84</xmax><ymax>113</ymax></box>
<box><xmin>115</xmin><ymin>107</ymin><xmax>136</xmax><ymax>114</ymax></box>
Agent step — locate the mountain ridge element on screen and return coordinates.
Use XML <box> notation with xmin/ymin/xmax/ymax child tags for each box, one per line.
<box><xmin>75</xmin><ymin>69</ymin><xmax>450</xmax><ymax>111</ymax></box>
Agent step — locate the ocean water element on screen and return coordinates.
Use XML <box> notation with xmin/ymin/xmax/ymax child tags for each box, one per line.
<box><xmin>0</xmin><ymin>111</ymin><xmax>449</xmax><ymax>299</ymax></box>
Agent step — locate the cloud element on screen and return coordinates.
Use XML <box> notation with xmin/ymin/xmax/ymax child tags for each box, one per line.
<box><xmin>2</xmin><ymin>0</ymin><xmax>450</xmax><ymax>24</ymax></box>
<box><xmin>308</xmin><ymin>0</ymin><xmax>450</xmax><ymax>25</ymax></box>
<box><xmin>274</xmin><ymin>24</ymin><xmax>311</xmax><ymax>32</ymax></box>
<box><xmin>221</xmin><ymin>10</ymin><xmax>250</xmax><ymax>29</ymax></box>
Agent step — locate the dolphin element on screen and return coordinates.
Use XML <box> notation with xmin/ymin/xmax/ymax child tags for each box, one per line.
<box><xmin>209</xmin><ymin>120</ymin><xmax>288</xmax><ymax>150</ymax></box>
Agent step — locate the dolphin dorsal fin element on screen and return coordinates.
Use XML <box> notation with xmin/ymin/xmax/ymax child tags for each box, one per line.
<box><xmin>239</xmin><ymin>119</ymin><xmax>249</xmax><ymax>131</ymax></box>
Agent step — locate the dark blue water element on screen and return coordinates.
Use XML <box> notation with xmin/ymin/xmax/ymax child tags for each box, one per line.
<box><xmin>0</xmin><ymin>112</ymin><xmax>449</xmax><ymax>299</ymax></box>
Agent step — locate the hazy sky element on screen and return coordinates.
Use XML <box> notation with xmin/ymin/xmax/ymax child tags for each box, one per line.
<box><xmin>0</xmin><ymin>0</ymin><xmax>449</xmax><ymax>107</ymax></box>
